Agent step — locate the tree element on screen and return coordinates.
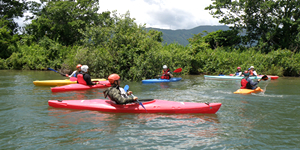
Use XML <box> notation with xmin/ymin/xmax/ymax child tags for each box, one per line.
<box><xmin>203</xmin><ymin>30</ymin><xmax>241</xmax><ymax>49</ymax></box>
<box><xmin>0</xmin><ymin>0</ymin><xmax>28</xmax><ymax>33</ymax></box>
<box><xmin>25</xmin><ymin>0</ymin><xmax>111</xmax><ymax>46</ymax></box>
<box><xmin>205</xmin><ymin>0</ymin><xmax>300</xmax><ymax>52</ymax></box>
<box><xmin>0</xmin><ymin>18</ymin><xmax>19</xmax><ymax>59</ymax></box>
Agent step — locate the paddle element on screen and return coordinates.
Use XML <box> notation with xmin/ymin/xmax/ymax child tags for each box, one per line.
<box><xmin>173</xmin><ymin>68</ymin><xmax>182</xmax><ymax>73</ymax></box>
<box><xmin>47</xmin><ymin>68</ymin><xmax>68</xmax><ymax>77</ymax></box>
<box><xmin>124</xmin><ymin>85</ymin><xmax>147</xmax><ymax>112</ymax></box>
<box><xmin>157</xmin><ymin>67</ymin><xmax>182</xmax><ymax>78</ymax></box>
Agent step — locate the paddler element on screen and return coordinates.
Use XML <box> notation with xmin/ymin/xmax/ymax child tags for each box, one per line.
<box><xmin>234</xmin><ymin>67</ymin><xmax>242</xmax><ymax>76</ymax></box>
<box><xmin>103</xmin><ymin>74</ymin><xmax>138</xmax><ymax>104</ymax></box>
<box><xmin>68</xmin><ymin>64</ymin><xmax>82</xmax><ymax>77</ymax></box>
<box><xmin>161</xmin><ymin>65</ymin><xmax>173</xmax><ymax>79</ymax></box>
<box><xmin>77</xmin><ymin>65</ymin><xmax>97</xmax><ymax>85</ymax></box>
<box><xmin>249</xmin><ymin>66</ymin><xmax>258</xmax><ymax>76</ymax></box>
<box><xmin>241</xmin><ymin>71</ymin><xmax>261</xmax><ymax>89</ymax></box>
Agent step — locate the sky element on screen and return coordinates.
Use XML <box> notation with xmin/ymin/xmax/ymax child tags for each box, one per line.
<box><xmin>15</xmin><ymin>0</ymin><xmax>221</xmax><ymax>30</ymax></box>
<box><xmin>98</xmin><ymin>0</ymin><xmax>221</xmax><ymax>30</ymax></box>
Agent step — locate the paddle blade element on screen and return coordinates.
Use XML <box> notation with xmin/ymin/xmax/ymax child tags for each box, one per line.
<box><xmin>47</xmin><ymin>68</ymin><xmax>58</xmax><ymax>73</ymax></box>
<box><xmin>124</xmin><ymin>85</ymin><xmax>129</xmax><ymax>92</ymax></box>
<box><xmin>173</xmin><ymin>68</ymin><xmax>182</xmax><ymax>73</ymax></box>
<box><xmin>262</xmin><ymin>75</ymin><xmax>269</xmax><ymax>81</ymax></box>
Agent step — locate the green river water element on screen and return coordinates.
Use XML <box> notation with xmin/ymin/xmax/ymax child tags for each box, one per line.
<box><xmin>0</xmin><ymin>70</ymin><xmax>299</xmax><ymax>149</ymax></box>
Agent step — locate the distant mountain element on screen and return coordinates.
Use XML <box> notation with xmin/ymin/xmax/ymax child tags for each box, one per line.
<box><xmin>147</xmin><ymin>25</ymin><xmax>230</xmax><ymax>46</ymax></box>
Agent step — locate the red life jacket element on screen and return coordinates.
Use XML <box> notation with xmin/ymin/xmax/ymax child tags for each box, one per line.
<box><xmin>241</xmin><ymin>78</ymin><xmax>248</xmax><ymax>89</ymax></box>
<box><xmin>77</xmin><ymin>74</ymin><xmax>87</xmax><ymax>85</ymax></box>
<box><xmin>161</xmin><ymin>69</ymin><xmax>170</xmax><ymax>79</ymax></box>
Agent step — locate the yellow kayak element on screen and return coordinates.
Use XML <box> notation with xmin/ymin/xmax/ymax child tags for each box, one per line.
<box><xmin>33</xmin><ymin>79</ymin><xmax>106</xmax><ymax>86</ymax></box>
<box><xmin>234</xmin><ymin>87</ymin><xmax>263</xmax><ymax>94</ymax></box>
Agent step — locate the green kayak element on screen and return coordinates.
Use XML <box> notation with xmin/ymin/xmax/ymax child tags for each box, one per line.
<box><xmin>204</xmin><ymin>75</ymin><xmax>261</xmax><ymax>80</ymax></box>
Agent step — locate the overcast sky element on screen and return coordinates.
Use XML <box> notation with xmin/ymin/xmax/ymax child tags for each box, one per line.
<box><xmin>15</xmin><ymin>0</ymin><xmax>221</xmax><ymax>30</ymax></box>
<box><xmin>99</xmin><ymin>0</ymin><xmax>221</xmax><ymax>30</ymax></box>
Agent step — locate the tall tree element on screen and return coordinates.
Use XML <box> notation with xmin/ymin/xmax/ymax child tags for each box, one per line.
<box><xmin>206</xmin><ymin>0</ymin><xmax>300</xmax><ymax>52</ymax></box>
<box><xmin>26</xmin><ymin>0</ymin><xmax>111</xmax><ymax>46</ymax></box>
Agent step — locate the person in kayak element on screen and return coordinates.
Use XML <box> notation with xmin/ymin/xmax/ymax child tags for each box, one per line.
<box><xmin>249</xmin><ymin>66</ymin><xmax>258</xmax><ymax>76</ymax></box>
<box><xmin>103</xmin><ymin>74</ymin><xmax>138</xmax><ymax>104</ymax></box>
<box><xmin>161</xmin><ymin>65</ymin><xmax>173</xmax><ymax>79</ymax></box>
<box><xmin>234</xmin><ymin>67</ymin><xmax>242</xmax><ymax>76</ymax></box>
<box><xmin>77</xmin><ymin>65</ymin><xmax>97</xmax><ymax>85</ymax></box>
<box><xmin>241</xmin><ymin>71</ymin><xmax>262</xmax><ymax>89</ymax></box>
<box><xmin>68</xmin><ymin>64</ymin><xmax>82</xmax><ymax>77</ymax></box>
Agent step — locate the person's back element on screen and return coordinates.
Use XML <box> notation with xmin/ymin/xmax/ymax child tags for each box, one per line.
<box><xmin>77</xmin><ymin>65</ymin><xmax>95</xmax><ymax>85</ymax></box>
<box><xmin>104</xmin><ymin>85</ymin><xmax>135</xmax><ymax>104</ymax></box>
<box><xmin>103</xmin><ymin>74</ymin><xmax>137</xmax><ymax>104</ymax></box>
<box><xmin>241</xmin><ymin>71</ymin><xmax>261</xmax><ymax>89</ymax></box>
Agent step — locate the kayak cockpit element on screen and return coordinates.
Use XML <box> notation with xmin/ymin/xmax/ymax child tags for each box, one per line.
<box><xmin>105</xmin><ymin>99</ymin><xmax>155</xmax><ymax>106</ymax></box>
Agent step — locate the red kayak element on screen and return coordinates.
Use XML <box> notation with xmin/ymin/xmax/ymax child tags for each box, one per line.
<box><xmin>48</xmin><ymin>99</ymin><xmax>222</xmax><ymax>114</ymax></box>
<box><xmin>51</xmin><ymin>81</ymin><xmax>111</xmax><ymax>92</ymax></box>
<box><xmin>258</xmin><ymin>75</ymin><xmax>279</xmax><ymax>80</ymax></box>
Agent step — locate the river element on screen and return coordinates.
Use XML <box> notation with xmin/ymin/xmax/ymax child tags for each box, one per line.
<box><xmin>0</xmin><ymin>70</ymin><xmax>299</xmax><ymax>149</ymax></box>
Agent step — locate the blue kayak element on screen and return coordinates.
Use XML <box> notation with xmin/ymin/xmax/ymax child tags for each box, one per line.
<box><xmin>142</xmin><ymin>77</ymin><xmax>182</xmax><ymax>83</ymax></box>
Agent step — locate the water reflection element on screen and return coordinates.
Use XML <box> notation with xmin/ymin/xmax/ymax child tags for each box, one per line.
<box><xmin>48</xmin><ymin>108</ymin><xmax>220</xmax><ymax>143</ymax></box>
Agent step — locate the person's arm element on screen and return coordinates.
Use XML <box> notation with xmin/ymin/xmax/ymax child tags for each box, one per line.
<box><xmin>247</xmin><ymin>78</ymin><xmax>259</xmax><ymax>87</ymax></box>
<box><xmin>168</xmin><ymin>71</ymin><xmax>174</xmax><ymax>78</ymax></box>
<box><xmin>83</xmin><ymin>74</ymin><xmax>95</xmax><ymax>85</ymax></box>
<box><xmin>69</xmin><ymin>71</ymin><xmax>77</xmax><ymax>78</ymax></box>
<box><xmin>111</xmin><ymin>88</ymin><xmax>136</xmax><ymax>104</ymax></box>
<box><xmin>253</xmin><ymin>71</ymin><xmax>258</xmax><ymax>76</ymax></box>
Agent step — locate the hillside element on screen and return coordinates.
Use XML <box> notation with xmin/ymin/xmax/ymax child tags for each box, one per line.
<box><xmin>147</xmin><ymin>25</ymin><xmax>230</xmax><ymax>46</ymax></box>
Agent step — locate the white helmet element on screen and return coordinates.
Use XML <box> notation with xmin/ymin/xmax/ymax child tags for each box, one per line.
<box><xmin>250</xmin><ymin>66</ymin><xmax>254</xmax><ymax>69</ymax></box>
<box><xmin>81</xmin><ymin>65</ymin><xmax>89</xmax><ymax>72</ymax></box>
<box><xmin>163</xmin><ymin>65</ymin><xmax>167</xmax><ymax>69</ymax></box>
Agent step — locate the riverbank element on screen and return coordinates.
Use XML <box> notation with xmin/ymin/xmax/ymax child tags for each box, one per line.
<box><xmin>1</xmin><ymin>44</ymin><xmax>300</xmax><ymax>80</ymax></box>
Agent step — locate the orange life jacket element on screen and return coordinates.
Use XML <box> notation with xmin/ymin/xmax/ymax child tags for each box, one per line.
<box><xmin>249</xmin><ymin>70</ymin><xmax>254</xmax><ymax>76</ymax></box>
<box><xmin>77</xmin><ymin>74</ymin><xmax>87</xmax><ymax>85</ymax></box>
<box><xmin>161</xmin><ymin>69</ymin><xmax>170</xmax><ymax>79</ymax></box>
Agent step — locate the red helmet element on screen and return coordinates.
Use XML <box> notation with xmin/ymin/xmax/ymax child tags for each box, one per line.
<box><xmin>244</xmin><ymin>71</ymin><xmax>249</xmax><ymax>74</ymax></box>
<box><xmin>76</xmin><ymin>64</ymin><xmax>82</xmax><ymax>68</ymax></box>
<box><xmin>108</xmin><ymin>74</ymin><xmax>120</xmax><ymax>84</ymax></box>
<box><xmin>237</xmin><ymin>67</ymin><xmax>241</xmax><ymax>70</ymax></box>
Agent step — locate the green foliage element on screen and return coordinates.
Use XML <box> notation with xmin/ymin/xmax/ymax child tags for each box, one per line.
<box><xmin>205</xmin><ymin>0</ymin><xmax>300</xmax><ymax>52</ymax></box>
<box><xmin>6</xmin><ymin>36</ymin><xmax>71</xmax><ymax>70</ymax></box>
<box><xmin>203</xmin><ymin>30</ymin><xmax>241</xmax><ymax>49</ymax></box>
<box><xmin>25</xmin><ymin>0</ymin><xmax>111</xmax><ymax>46</ymax></box>
<box><xmin>0</xmin><ymin>18</ymin><xmax>19</xmax><ymax>59</ymax></box>
<box><xmin>2</xmin><ymin>9</ymin><xmax>300</xmax><ymax>80</ymax></box>
<box><xmin>0</xmin><ymin>0</ymin><xmax>27</xmax><ymax>34</ymax></box>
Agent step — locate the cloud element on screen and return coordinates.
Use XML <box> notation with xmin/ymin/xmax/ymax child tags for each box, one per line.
<box><xmin>99</xmin><ymin>0</ymin><xmax>221</xmax><ymax>29</ymax></box>
<box><xmin>148</xmin><ymin>8</ymin><xmax>196</xmax><ymax>29</ymax></box>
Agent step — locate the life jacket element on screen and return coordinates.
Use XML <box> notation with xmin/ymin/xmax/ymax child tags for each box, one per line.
<box><xmin>161</xmin><ymin>69</ymin><xmax>170</xmax><ymax>79</ymax></box>
<box><xmin>236</xmin><ymin>71</ymin><xmax>241</xmax><ymax>76</ymax></box>
<box><xmin>241</xmin><ymin>78</ymin><xmax>248</xmax><ymax>89</ymax></box>
<box><xmin>77</xmin><ymin>74</ymin><xmax>87</xmax><ymax>85</ymax></box>
<box><xmin>249</xmin><ymin>70</ymin><xmax>255</xmax><ymax>76</ymax></box>
<box><xmin>74</xmin><ymin>71</ymin><xmax>83</xmax><ymax>77</ymax></box>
